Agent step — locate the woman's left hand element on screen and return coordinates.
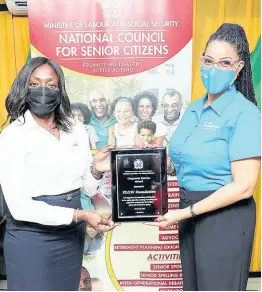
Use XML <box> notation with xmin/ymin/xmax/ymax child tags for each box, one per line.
<box><xmin>80</xmin><ymin>210</ymin><xmax>120</xmax><ymax>232</ymax></box>
<box><xmin>92</xmin><ymin>145</ymin><xmax>115</xmax><ymax>173</ymax></box>
<box><xmin>144</xmin><ymin>209</ymin><xmax>189</xmax><ymax>228</ymax></box>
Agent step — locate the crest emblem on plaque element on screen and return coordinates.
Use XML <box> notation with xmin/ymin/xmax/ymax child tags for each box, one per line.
<box><xmin>134</xmin><ymin>159</ymin><xmax>143</xmax><ymax>169</ymax></box>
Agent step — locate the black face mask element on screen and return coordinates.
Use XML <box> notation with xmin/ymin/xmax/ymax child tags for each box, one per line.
<box><xmin>27</xmin><ymin>87</ymin><xmax>61</xmax><ymax>117</ymax></box>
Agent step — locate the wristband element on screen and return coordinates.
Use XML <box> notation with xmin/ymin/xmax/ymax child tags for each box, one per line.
<box><xmin>190</xmin><ymin>204</ymin><xmax>197</xmax><ymax>218</ymax></box>
<box><xmin>90</xmin><ymin>165</ymin><xmax>104</xmax><ymax>178</ymax></box>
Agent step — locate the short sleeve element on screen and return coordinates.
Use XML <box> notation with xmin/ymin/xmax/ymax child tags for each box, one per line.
<box><xmin>153</xmin><ymin>118</ymin><xmax>166</xmax><ymax>138</ymax></box>
<box><xmin>88</xmin><ymin>126</ymin><xmax>100</xmax><ymax>143</ymax></box>
<box><xmin>229</xmin><ymin>109</ymin><xmax>261</xmax><ymax>161</ymax></box>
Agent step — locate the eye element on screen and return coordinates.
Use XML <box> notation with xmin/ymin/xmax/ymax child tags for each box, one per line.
<box><xmin>204</xmin><ymin>59</ymin><xmax>213</xmax><ymax>64</ymax></box>
<box><xmin>201</xmin><ymin>56</ymin><xmax>215</xmax><ymax>67</ymax></box>
<box><xmin>29</xmin><ymin>81</ymin><xmax>39</xmax><ymax>87</ymax></box>
<box><xmin>48</xmin><ymin>83</ymin><xmax>58</xmax><ymax>89</ymax></box>
<box><xmin>220</xmin><ymin>60</ymin><xmax>232</xmax><ymax>67</ymax></box>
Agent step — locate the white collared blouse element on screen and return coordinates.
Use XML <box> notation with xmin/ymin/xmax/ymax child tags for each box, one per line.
<box><xmin>0</xmin><ymin>110</ymin><xmax>101</xmax><ymax>225</ymax></box>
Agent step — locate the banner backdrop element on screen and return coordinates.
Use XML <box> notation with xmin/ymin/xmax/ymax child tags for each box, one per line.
<box><xmin>28</xmin><ymin>0</ymin><xmax>193</xmax><ymax>290</ymax></box>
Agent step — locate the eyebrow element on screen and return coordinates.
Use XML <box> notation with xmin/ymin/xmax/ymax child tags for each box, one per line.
<box><xmin>219</xmin><ymin>57</ymin><xmax>234</xmax><ymax>60</ymax></box>
<box><xmin>30</xmin><ymin>76</ymin><xmax>57</xmax><ymax>82</ymax></box>
<box><xmin>205</xmin><ymin>55</ymin><xmax>233</xmax><ymax>60</ymax></box>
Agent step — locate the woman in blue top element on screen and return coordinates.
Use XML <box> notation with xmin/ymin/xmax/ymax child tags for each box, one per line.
<box><xmin>146</xmin><ymin>24</ymin><xmax>261</xmax><ymax>291</ymax></box>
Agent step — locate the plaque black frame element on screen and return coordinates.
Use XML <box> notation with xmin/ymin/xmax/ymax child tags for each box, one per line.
<box><xmin>111</xmin><ymin>147</ymin><xmax>168</xmax><ymax>222</ymax></box>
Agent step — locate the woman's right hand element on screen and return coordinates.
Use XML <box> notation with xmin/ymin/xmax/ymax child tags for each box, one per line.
<box><xmin>92</xmin><ymin>145</ymin><xmax>115</xmax><ymax>173</ymax></box>
<box><xmin>76</xmin><ymin>210</ymin><xmax>119</xmax><ymax>232</ymax></box>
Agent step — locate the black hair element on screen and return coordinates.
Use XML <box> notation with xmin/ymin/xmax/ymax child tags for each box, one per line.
<box><xmin>133</xmin><ymin>90</ymin><xmax>158</xmax><ymax>118</ymax></box>
<box><xmin>71</xmin><ymin>102</ymin><xmax>92</xmax><ymax>124</ymax></box>
<box><xmin>137</xmin><ymin>120</ymin><xmax>156</xmax><ymax>135</ymax></box>
<box><xmin>204</xmin><ymin>23</ymin><xmax>256</xmax><ymax>105</ymax></box>
<box><xmin>4</xmin><ymin>57</ymin><xmax>73</xmax><ymax>132</ymax></box>
<box><xmin>109</xmin><ymin>96</ymin><xmax>133</xmax><ymax>116</ymax></box>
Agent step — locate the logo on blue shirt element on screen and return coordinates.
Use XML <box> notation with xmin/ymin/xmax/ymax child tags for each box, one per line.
<box><xmin>202</xmin><ymin>121</ymin><xmax>220</xmax><ymax>131</ymax></box>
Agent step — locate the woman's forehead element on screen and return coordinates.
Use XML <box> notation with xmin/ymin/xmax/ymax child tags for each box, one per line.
<box><xmin>30</xmin><ymin>64</ymin><xmax>58</xmax><ymax>80</ymax></box>
<box><xmin>115</xmin><ymin>101</ymin><xmax>132</xmax><ymax>109</ymax></box>
<box><xmin>139</xmin><ymin>97</ymin><xmax>152</xmax><ymax>105</ymax></box>
<box><xmin>205</xmin><ymin>40</ymin><xmax>239</xmax><ymax>60</ymax></box>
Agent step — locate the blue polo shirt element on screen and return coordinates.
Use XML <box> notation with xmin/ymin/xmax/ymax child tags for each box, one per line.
<box><xmin>169</xmin><ymin>85</ymin><xmax>261</xmax><ymax>191</ymax></box>
<box><xmin>89</xmin><ymin>115</ymin><xmax>116</xmax><ymax>149</ymax></box>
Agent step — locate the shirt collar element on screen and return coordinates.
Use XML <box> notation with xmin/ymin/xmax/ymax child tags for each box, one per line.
<box><xmin>90</xmin><ymin>114</ymin><xmax>116</xmax><ymax>125</ymax></box>
<box><xmin>16</xmin><ymin>110</ymin><xmax>68</xmax><ymax>134</ymax></box>
<box><xmin>191</xmin><ymin>85</ymin><xmax>237</xmax><ymax>118</ymax></box>
<box><xmin>15</xmin><ymin>110</ymin><xmax>38</xmax><ymax>128</ymax></box>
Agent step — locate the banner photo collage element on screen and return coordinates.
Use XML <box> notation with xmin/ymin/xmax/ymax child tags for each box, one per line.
<box><xmin>28</xmin><ymin>0</ymin><xmax>193</xmax><ymax>290</ymax></box>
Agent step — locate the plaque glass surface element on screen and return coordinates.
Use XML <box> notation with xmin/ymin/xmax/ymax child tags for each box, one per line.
<box><xmin>111</xmin><ymin>147</ymin><xmax>168</xmax><ymax>222</ymax></box>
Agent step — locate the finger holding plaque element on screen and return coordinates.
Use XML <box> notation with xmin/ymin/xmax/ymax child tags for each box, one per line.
<box><xmin>111</xmin><ymin>147</ymin><xmax>168</xmax><ymax>222</ymax></box>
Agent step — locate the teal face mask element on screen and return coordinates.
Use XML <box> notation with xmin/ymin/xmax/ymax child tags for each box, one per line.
<box><xmin>201</xmin><ymin>64</ymin><xmax>240</xmax><ymax>94</ymax></box>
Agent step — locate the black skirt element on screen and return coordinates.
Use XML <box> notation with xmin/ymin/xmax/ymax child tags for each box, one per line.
<box><xmin>178</xmin><ymin>187</ymin><xmax>256</xmax><ymax>291</ymax></box>
<box><xmin>4</xmin><ymin>189</ymin><xmax>85</xmax><ymax>291</ymax></box>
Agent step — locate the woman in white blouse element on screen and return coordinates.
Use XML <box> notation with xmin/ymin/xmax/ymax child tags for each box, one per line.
<box><xmin>0</xmin><ymin>57</ymin><xmax>117</xmax><ymax>291</ymax></box>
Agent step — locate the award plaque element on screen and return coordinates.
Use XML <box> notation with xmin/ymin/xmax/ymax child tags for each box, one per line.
<box><xmin>111</xmin><ymin>147</ymin><xmax>168</xmax><ymax>222</ymax></box>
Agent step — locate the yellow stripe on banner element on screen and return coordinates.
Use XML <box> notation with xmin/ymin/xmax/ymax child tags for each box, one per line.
<box><xmin>105</xmin><ymin>231</ymin><xmax>123</xmax><ymax>291</ymax></box>
<box><xmin>13</xmin><ymin>17</ymin><xmax>30</xmax><ymax>73</ymax></box>
<box><xmin>250</xmin><ymin>0</ymin><xmax>261</xmax><ymax>51</ymax></box>
<box><xmin>192</xmin><ymin>0</ymin><xmax>196</xmax><ymax>48</ymax></box>
<box><xmin>218</xmin><ymin>0</ymin><xmax>226</xmax><ymax>22</ymax></box>
<box><xmin>0</xmin><ymin>12</ymin><xmax>16</xmax><ymax>128</ymax></box>
<box><xmin>250</xmin><ymin>173</ymin><xmax>261</xmax><ymax>271</ymax></box>
<box><xmin>246</xmin><ymin>0</ymin><xmax>252</xmax><ymax>50</ymax></box>
<box><xmin>249</xmin><ymin>4</ymin><xmax>261</xmax><ymax>272</ymax></box>
<box><xmin>245</xmin><ymin>0</ymin><xmax>261</xmax><ymax>273</ymax></box>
